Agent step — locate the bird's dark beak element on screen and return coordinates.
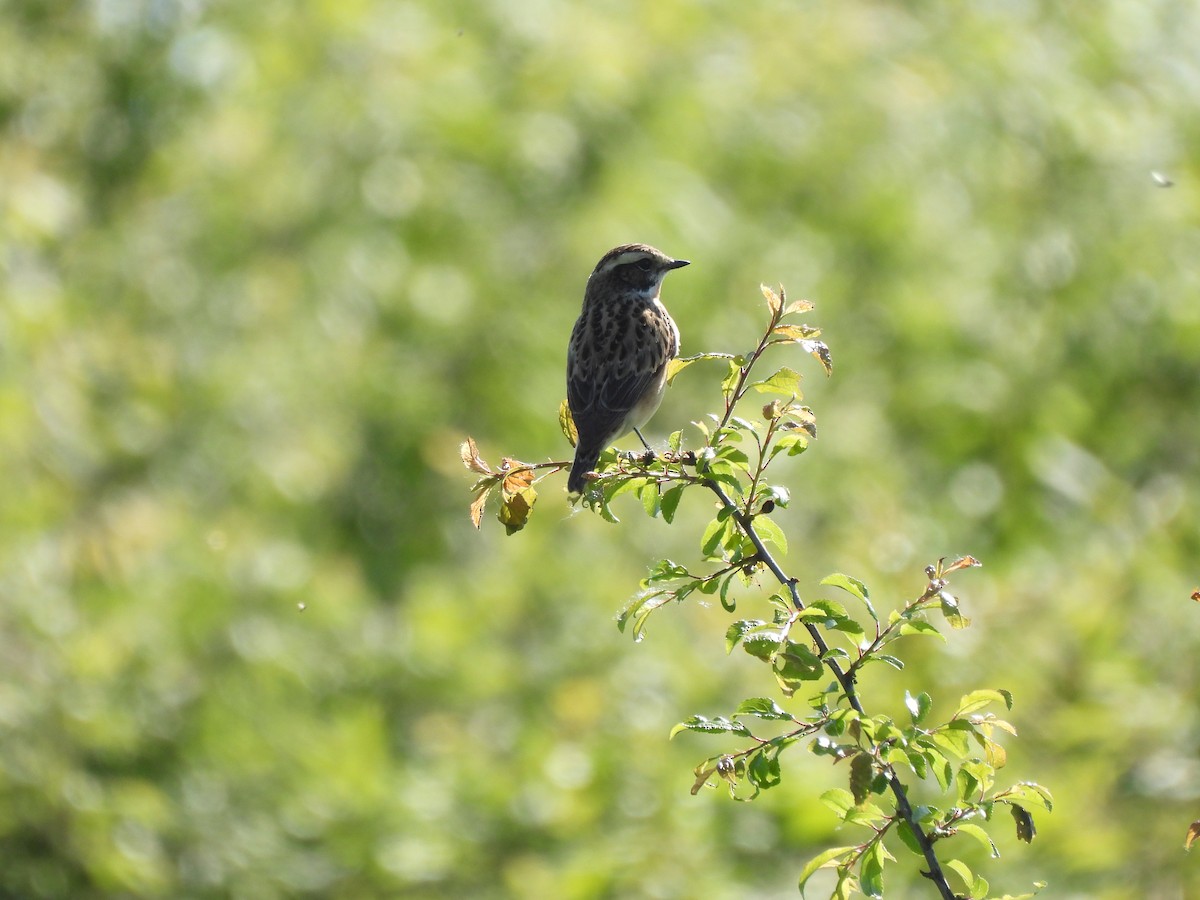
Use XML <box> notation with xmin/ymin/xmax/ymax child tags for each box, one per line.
<box><xmin>667</xmin><ymin>258</ymin><xmax>690</xmax><ymax>270</ymax></box>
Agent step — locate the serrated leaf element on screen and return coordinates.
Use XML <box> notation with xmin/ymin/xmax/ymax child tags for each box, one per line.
<box><xmin>773</xmin><ymin>641</ymin><xmax>823</xmax><ymax>693</ymax></box>
<box><xmin>955</xmin><ymin>689</ymin><xmax>1011</xmax><ymax>718</ymax></box>
<box><xmin>725</xmin><ymin>619</ymin><xmax>764</xmax><ymax>653</ymax></box>
<box><xmin>1005</xmin><ymin>781</ymin><xmax>1053</xmax><ymax>812</ymax></box>
<box><xmin>660</xmin><ymin>484</ymin><xmax>685</xmax><ymax>523</ymax></box>
<box><xmin>637</xmin><ymin>480</ymin><xmax>661</xmax><ymax>517</ymax></box>
<box><xmin>669</xmin><ymin>715</ymin><xmax>751</xmax><ymax>739</ymax></box>
<box><xmin>734</xmin><ymin>697</ymin><xmax>796</xmax><ymax>721</ymax></box>
<box><xmin>768</xmin><ymin>432</ymin><xmax>809</xmax><ymax>460</ymax></box>
<box><xmin>798</xmin><ymin>845</ymin><xmax>856</xmax><ymax>895</ymax></box>
<box><xmin>752</xmin><ymin>514</ymin><xmax>788</xmax><ymax>555</ymax></box>
<box><xmin>742</xmin><ymin>631</ymin><xmax>784</xmax><ymax>661</ymax></box>
<box><xmin>860</xmin><ymin>841</ymin><xmax>885</xmax><ymax>899</ymax></box>
<box><xmin>819</xmin><ymin>788</ymin><xmax>855</xmax><ymax>818</ymax></box>
<box><xmin>956</xmin><ymin>822</ymin><xmax>1000</xmax><ymax>858</ymax></box>
<box><xmin>896</xmin><ymin>820</ymin><xmax>923</xmax><ymax>857</ymax></box>
<box><xmin>899</xmin><ymin>620</ymin><xmax>946</xmax><ymax>641</ymax></box>
<box><xmin>820</xmin><ymin>573</ymin><xmax>877</xmax><ymax>620</ymax></box>
<box><xmin>700</xmin><ymin>510</ymin><xmax>735</xmax><ymax>558</ymax></box>
<box><xmin>773</xmin><ymin>322</ymin><xmax>823</xmax><ymax>342</ymax></box>
<box><xmin>667</xmin><ymin>352</ymin><xmax>738</xmax><ymax>386</ymax></box>
<box><xmin>750</xmin><ymin>366</ymin><xmax>803</xmax><ymax>396</ymax></box>
<box><xmin>945</xmin><ymin>858</ymin><xmax>975</xmax><ymax>893</ymax></box>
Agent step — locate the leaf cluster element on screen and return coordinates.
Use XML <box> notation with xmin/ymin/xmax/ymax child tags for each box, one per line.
<box><xmin>462</xmin><ymin>285</ymin><xmax>1050</xmax><ymax>898</ymax></box>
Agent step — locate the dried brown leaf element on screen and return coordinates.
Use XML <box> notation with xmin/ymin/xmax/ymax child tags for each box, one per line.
<box><xmin>459</xmin><ymin>437</ymin><xmax>492</xmax><ymax>475</ymax></box>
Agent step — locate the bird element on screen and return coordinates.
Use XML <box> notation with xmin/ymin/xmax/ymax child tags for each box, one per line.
<box><xmin>566</xmin><ymin>243</ymin><xmax>690</xmax><ymax>498</ymax></box>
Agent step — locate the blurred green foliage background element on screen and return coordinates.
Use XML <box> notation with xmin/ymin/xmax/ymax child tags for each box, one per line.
<box><xmin>2</xmin><ymin>0</ymin><xmax>1199</xmax><ymax>897</ymax></box>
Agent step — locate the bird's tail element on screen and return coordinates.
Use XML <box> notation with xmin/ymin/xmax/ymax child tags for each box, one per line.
<box><xmin>567</xmin><ymin>443</ymin><xmax>602</xmax><ymax>498</ymax></box>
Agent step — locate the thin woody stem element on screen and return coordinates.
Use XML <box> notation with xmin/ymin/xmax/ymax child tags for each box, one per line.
<box><xmin>704</xmin><ymin>481</ymin><xmax>957</xmax><ymax>900</ymax></box>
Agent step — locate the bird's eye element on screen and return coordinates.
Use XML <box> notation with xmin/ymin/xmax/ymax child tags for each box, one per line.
<box><xmin>636</xmin><ymin>259</ymin><xmax>653</xmax><ymax>271</ymax></box>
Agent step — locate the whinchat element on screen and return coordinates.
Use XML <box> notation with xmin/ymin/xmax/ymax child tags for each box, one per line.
<box><xmin>566</xmin><ymin>243</ymin><xmax>690</xmax><ymax>497</ymax></box>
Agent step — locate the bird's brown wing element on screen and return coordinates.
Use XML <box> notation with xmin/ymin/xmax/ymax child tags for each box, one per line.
<box><xmin>567</xmin><ymin>304</ymin><xmax>675</xmax><ymax>444</ymax></box>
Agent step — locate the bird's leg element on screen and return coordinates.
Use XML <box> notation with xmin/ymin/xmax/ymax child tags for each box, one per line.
<box><xmin>633</xmin><ymin>428</ymin><xmax>656</xmax><ymax>463</ymax></box>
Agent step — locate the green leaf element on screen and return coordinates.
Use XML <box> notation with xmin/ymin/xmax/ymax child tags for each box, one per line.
<box><xmin>767</xmin><ymin>432</ymin><xmax>809</xmax><ymax>460</ymax></box>
<box><xmin>945</xmin><ymin>858</ymin><xmax>975</xmax><ymax>894</ymax></box>
<box><xmin>899</xmin><ymin>620</ymin><xmax>946</xmax><ymax>641</ymax></box>
<box><xmin>929</xmin><ymin>726</ymin><xmax>972</xmax><ymax>759</ymax></box>
<box><xmin>773</xmin><ymin>641</ymin><xmax>823</xmax><ymax>694</ymax></box>
<box><xmin>895</xmin><ymin>821</ymin><xmax>923</xmax><ymax>857</ymax></box>
<box><xmin>660</xmin><ymin>484</ymin><xmax>685</xmax><ymax>523</ymax></box>
<box><xmin>956</xmin><ymin>822</ymin><xmax>1000</xmax><ymax>858</ymax></box>
<box><xmin>955</xmin><ymin>689</ymin><xmax>1012</xmax><ymax>718</ymax></box>
<box><xmin>747</xmin><ymin>750</ymin><xmax>782</xmax><ymax>790</ymax></box>
<box><xmin>641</xmin><ymin>559</ymin><xmax>691</xmax><ymax>587</ymax></box>
<box><xmin>939</xmin><ymin>591</ymin><xmax>971</xmax><ymax>629</ymax></box>
<box><xmin>725</xmin><ymin>619</ymin><xmax>765</xmax><ymax>653</ymax></box>
<box><xmin>1004</xmin><ymin>781</ymin><xmax>1054</xmax><ymax>812</ymax></box>
<box><xmin>750</xmin><ymin>366</ymin><xmax>803</xmax><ymax>396</ymax></box>
<box><xmin>850</xmin><ymin>752</ymin><xmax>874</xmax><ymax>805</ymax></box>
<box><xmin>819</xmin><ymin>788</ymin><xmax>855</xmax><ymax>819</ymax></box>
<box><xmin>742</xmin><ymin>631</ymin><xmax>784</xmax><ymax>661</ymax></box>
<box><xmin>669</xmin><ymin>715</ymin><xmax>751</xmax><ymax>740</ymax></box>
<box><xmin>700</xmin><ymin>509</ymin><xmax>735</xmax><ymax>558</ymax></box>
<box><xmin>637</xmin><ymin>481</ymin><xmax>661</xmax><ymax>517</ymax></box>
<box><xmin>734</xmin><ymin>697</ymin><xmax>796</xmax><ymax>721</ymax></box>
<box><xmin>721</xmin><ymin>359</ymin><xmax>743</xmax><ymax>399</ymax></box>
<box><xmin>760</xmin><ymin>484</ymin><xmax>790</xmax><ymax>508</ymax></box>
<box><xmin>666</xmin><ymin>351</ymin><xmax>737</xmax><ymax>386</ymax></box>
<box><xmin>752</xmin><ymin>514</ymin><xmax>788</xmax><ymax>555</ymax></box>
<box><xmin>905</xmin><ymin>690</ymin><xmax>932</xmax><ymax>723</ymax></box>
<box><xmin>797</xmin><ymin>845</ymin><xmax>856</xmax><ymax>895</ymax></box>
<box><xmin>860</xmin><ymin>840</ymin><xmax>885</xmax><ymax>899</ymax></box>
<box><xmin>820</xmin><ymin>573</ymin><xmax>877</xmax><ymax>621</ymax></box>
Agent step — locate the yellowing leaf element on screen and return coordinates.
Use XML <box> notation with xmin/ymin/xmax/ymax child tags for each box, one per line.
<box><xmin>558</xmin><ymin>400</ymin><xmax>577</xmax><ymax>448</ymax></box>
<box><xmin>784</xmin><ymin>297</ymin><xmax>815</xmax><ymax>315</ymax></box>
<box><xmin>773</xmin><ymin>323</ymin><xmax>822</xmax><ymax>341</ymax></box>
<box><xmin>760</xmin><ymin>283</ymin><xmax>782</xmax><ymax>316</ymax></box>
<box><xmin>1186</xmin><ymin>820</ymin><xmax>1200</xmax><ymax>850</ymax></box>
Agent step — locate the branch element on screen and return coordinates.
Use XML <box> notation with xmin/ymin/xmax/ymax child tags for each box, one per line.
<box><xmin>704</xmin><ymin>481</ymin><xmax>957</xmax><ymax>900</ymax></box>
